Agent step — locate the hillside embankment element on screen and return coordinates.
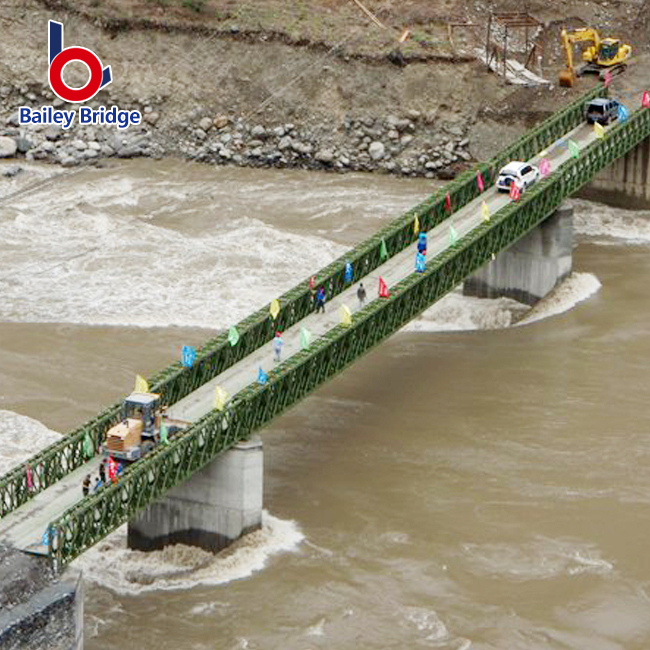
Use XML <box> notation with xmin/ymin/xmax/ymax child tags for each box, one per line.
<box><xmin>1</xmin><ymin>0</ymin><xmax>649</xmax><ymax>177</ymax></box>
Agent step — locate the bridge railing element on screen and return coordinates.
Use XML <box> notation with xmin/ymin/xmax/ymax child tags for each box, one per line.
<box><xmin>0</xmin><ymin>84</ymin><xmax>607</xmax><ymax>523</ymax></box>
<box><xmin>48</xmin><ymin>91</ymin><xmax>648</xmax><ymax>569</ymax></box>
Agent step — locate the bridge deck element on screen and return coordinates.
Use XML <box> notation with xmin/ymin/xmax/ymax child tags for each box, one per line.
<box><xmin>0</xmin><ymin>119</ymin><xmax>600</xmax><ymax>555</ymax></box>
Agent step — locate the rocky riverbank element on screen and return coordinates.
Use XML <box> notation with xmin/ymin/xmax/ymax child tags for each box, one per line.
<box><xmin>0</xmin><ymin>81</ymin><xmax>474</xmax><ymax>179</ymax></box>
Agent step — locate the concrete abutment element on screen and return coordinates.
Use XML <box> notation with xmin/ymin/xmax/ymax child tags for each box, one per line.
<box><xmin>127</xmin><ymin>436</ymin><xmax>263</xmax><ymax>553</ymax></box>
<box><xmin>580</xmin><ymin>134</ymin><xmax>650</xmax><ymax>209</ymax></box>
<box><xmin>463</xmin><ymin>203</ymin><xmax>573</xmax><ymax>305</ymax></box>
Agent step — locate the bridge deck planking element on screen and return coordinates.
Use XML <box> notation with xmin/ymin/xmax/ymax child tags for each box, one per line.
<box><xmin>0</xmin><ymin>458</ymin><xmax>101</xmax><ymax>555</ymax></box>
<box><xmin>0</xmin><ymin>118</ymin><xmax>603</xmax><ymax>555</ymax></box>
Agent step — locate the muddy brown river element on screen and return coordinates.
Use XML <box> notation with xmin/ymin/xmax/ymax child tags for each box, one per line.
<box><xmin>1</xmin><ymin>159</ymin><xmax>650</xmax><ymax>649</ymax></box>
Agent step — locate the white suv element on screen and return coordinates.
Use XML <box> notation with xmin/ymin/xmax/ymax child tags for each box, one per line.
<box><xmin>496</xmin><ymin>161</ymin><xmax>540</xmax><ymax>193</ymax></box>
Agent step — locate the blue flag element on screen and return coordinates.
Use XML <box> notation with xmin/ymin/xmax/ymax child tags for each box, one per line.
<box><xmin>258</xmin><ymin>367</ymin><xmax>268</xmax><ymax>385</ymax></box>
<box><xmin>617</xmin><ymin>104</ymin><xmax>629</xmax><ymax>123</ymax></box>
<box><xmin>415</xmin><ymin>252</ymin><xmax>426</xmax><ymax>273</ymax></box>
<box><xmin>42</xmin><ymin>528</ymin><xmax>51</xmax><ymax>546</ymax></box>
<box><xmin>344</xmin><ymin>261</ymin><xmax>353</xmax><ymax>283</ymax></box>
<box><xmin>182</xmin><ymin>345</ymin><xmax>196</xmax><ymax>368</ymax></box>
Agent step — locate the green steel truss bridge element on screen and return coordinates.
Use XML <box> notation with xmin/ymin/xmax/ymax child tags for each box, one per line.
<box><xmin>2</xmin><ymin>84</ymin><xmax>649</xmax><ymax>570</ymax></box>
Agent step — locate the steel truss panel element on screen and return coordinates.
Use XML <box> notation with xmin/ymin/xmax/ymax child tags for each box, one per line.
<box><xmin>47</xmin><ymin>104</ymin><xmax>650</xmax><ymax>569</ymax></box>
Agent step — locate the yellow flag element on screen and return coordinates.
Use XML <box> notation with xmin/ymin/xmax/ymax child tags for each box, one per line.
<box><xmin>594</xmin><ymin>122</ymin><xmax>605</xmax><ymax>139</ymax></box>
<box><xmin>270</xmin><ymin>299</ymin><xmax>280</xmax><ymax>319</ymax></box>
<box><xmin>413</xmin><ymin>214</ymin><xmax>420</xmax><ymax>234</ymax></box>
<box><xmin>340</xmin><ymin>304</ymin><xmax>352</xmax><ymax>326</ymax></box>
<box><xmin>135</xmin><ymin>375</ymin><xmax>148</xmax><ymax>393</ymax></box>
<box><xmin>481</xmin><ymin>201</ymin><xmax>490</xmax><ymax>222</ymax></box>
<box><xmin>215</xmin><ymin>386</ymin><xmax>228</xmax><ymax>411</ymax></box>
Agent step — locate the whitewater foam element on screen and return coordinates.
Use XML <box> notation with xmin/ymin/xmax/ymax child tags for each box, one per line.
<box><xmin>572</xmin><ymin>199</ymin><xmax>650</xmax><ymax>244</ymax></box>
<box><xmin>69</xmin><ymin>510</ymin><xmax>304</xmax><ymax>594</ymax></box>
<box><xmin>0</xmin><ymin>409</ymin><xmax>61</xmax><ymax>475</ymax></box>
<box><xmin>518</xmin><ymin>272</ymin><xmax>602</xmax><ymax>325</ymax></box>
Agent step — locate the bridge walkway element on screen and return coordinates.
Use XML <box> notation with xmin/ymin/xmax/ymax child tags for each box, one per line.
<box><xmin>0</xmin><ymin>118</ymin><xmax>601</xmax><ymax>556</ymax></box>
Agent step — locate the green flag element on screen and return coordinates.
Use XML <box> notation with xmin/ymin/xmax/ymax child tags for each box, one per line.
<box><xmin>568</xmin><ymin>140</ymin><xmax>580</xmax><ymax>159</ymax></box>
<box><xmin>300</xmin><ymin>326</ymin><xmax>311</xmax><ymax>350</ymax></box>
<box><xmin>449</xmin><ymin>224</ymin><xmax>459</xmax><ymax>245</ymax></box>
<box><xmin>228</xmin><ymin>326</ymin><xmax>239</xmax><ymax>346</ymax></box>
<box><xmin>379</xmin><ymin>238</ymin><xmax>388</xmax><ymax>260</ymax></box>
<box><xmin>82</xmin><ymin>433</ymin><xmax>93</xmax><ymax>459</ymax></box>
<box><xmin>160</xmin><ymin>420</ymin><xmax>169</xmax><ymax>445</ymax></box>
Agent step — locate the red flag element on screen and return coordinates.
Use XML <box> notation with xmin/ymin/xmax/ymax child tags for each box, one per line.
<box><xmin>445</xmin><ymin>192</ymin><xmax>452</xmax><ymax>212</ymax></box>
<box><xmin>509</xmin><ymin>183</ymin><xmax>521</xmax><ymax>202</ymax></box>
<box><xmin>108</xmin><ymin>457</ymin><xmax>118</xmax><ymax>483</ymax></box>
<box><xmin>378</xmin><ymin>277</ymin><xmax>390</xmax><ymax>298</ymax></box>
<box><xmin>603</xmin><ymin>70</ymin><xmax>612</xmax><ymax>87</ymax></box>
<box><xmin>477</xmin><ymin>172</ymin><xmax>484</xmax><ymax>193</ymax></box>
<box><xmin>26</xmin><ymin>465</ymin><xmax>33</xmax><ymax>491</ymax></box>
<box><xmin>643</xmin><ymin>91</ymin><xmax>650</xmax><ymax>109</ymax></box>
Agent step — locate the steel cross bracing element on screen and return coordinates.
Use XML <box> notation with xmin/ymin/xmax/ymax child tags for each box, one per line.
<box><xmin>45</xmin><ymin>101</ymin><xmax>650</xmax><ymax>569</ymax></box>
<box><xmin>0</xmin><ymin>85</ymin><xmax>605</xmax><ymax>523</ymax></box>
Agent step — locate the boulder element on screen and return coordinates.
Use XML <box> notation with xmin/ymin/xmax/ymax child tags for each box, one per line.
<box><xmin>0</xmin><ymin>136</ymin><xmax>18</xmax><ymax>158</ymax></box>
<box><xmin>214</xmin><ymin>115</ymin><xmax>229</xmax><ymax>129</ymax></box>
<box><xmin>368</xmin><ymin>141</ymin><xmax>385</xmax><ymax>161</ymax></box>
<box><xmin>145</xmin><ymin>112</ymin><xmax>159</xmax><ymax>125</ymax></box>
<box><xmin>315</xmin><ymin>149</ymin><xmax>334</xmax><ymax>164</ymax></box>
<box><xmin>14</xmin><ymin>137</ymin><xmax>33</xmax><ymax>153</ymax></box>
<box><xmin>44</xmin><ymin>127</ymin><xmax>62</xmax><ymax>141</ymax></box>
<box><xmin>251</xmin><ymin>125</ymin><xmax>266</xmax><ymax>137</ymax></box>
<box><xmin>199</xmin><ymin>117</ymin><xmax>213</xmax><ymax>132</ymax></box>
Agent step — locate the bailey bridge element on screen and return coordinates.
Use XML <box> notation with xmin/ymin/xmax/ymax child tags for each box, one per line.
<box><xmin>2</xmin><ymin>84</ymin><xmax>650</xmax><ymax>583</ymax></box>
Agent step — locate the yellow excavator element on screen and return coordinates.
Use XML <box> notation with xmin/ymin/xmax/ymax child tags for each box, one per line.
<box><xmin>559</xmin><ymin>27</ymin><xmax>631</xmax><ymax>87</ymax></box>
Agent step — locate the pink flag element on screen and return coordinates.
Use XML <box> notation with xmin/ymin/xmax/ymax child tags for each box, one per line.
<box><xmin>603</xmin><ymin>70</ymin><xmax>612</xmax><ymax>87</ymax></box>
<box><xmin>643</xmin><ymin>91</ymin><xmax>650</xmax><ymax>109</ymax></box>
<box><xmin>476</xmin><ymin>172</ymin><xmax>484</xmax><ymax>193</ymax></box>
<box><xmin>26</xmin><ymin>465</ymin><xmax>33</xmax><ymax>491</ymax></box>
<box><xmin>539</xmin><ymin>158</ymin><xmax>551</xmax><ymax>177</ymax></box>
<box><xmin>445</xmin><ymin>192</ymin><xmax>451</xmax><ymax>213</ymax></box>
<box><xmin>378</xmin><ymin>277</ymin><xmax>390</xmax><ymax>298</ymax></box>
<box><xmin>509</xmin><ymin>183</ymin><xmax>521</xmax><ymax>202</ymax></box>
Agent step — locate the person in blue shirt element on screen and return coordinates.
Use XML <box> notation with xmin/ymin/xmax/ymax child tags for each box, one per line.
<box><xmin>315</xmin><ymin>287</ymin><xmax>326</xmax><ymax>314</ymax></box>
<box><xmin>417</xmin><ymin>232</ymin><xmax>427</xmax><ymax>255</ymax></box>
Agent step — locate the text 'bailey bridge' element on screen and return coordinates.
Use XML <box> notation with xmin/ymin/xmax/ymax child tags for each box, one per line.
<box><xmin>2</xmin><ymin>83</ymin><xmax>650</xmax><ymax>571</ymax></box>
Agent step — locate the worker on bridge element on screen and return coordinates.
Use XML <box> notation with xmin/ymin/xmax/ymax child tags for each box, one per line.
<box><xmin>357</xmin><ymin>282</ymin><xmax>367</xmax><ymax>308</ymax></box>
<box><xmin>315</xmin><ymin>287</ymin><xmax>326</xmax><ymax>314</ymax></box>
<box><xmin>82</xmin><ymin>474</ymin><xmax>91</xmax><ymax>497</ymax></box>
<box><xmin>417</xmin><ymin>232</ymin><xmax>427</xmax><ymax>256</ymax></box>
<box><xmin>273</xmin><ymin>331</ymin><xmax>284</xmax><ymax>362</ymax></box>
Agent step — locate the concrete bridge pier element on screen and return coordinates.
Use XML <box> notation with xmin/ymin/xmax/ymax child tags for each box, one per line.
<box><xmin>127</xmin><ymin>436</ymin><xmax>263</xmax><ymax>553</ymax></box>
<box><xmin>463</xmin><ymin>203</ymin><xmax>573</xmax><ymax>306</ymax></box>
<box><xmin>580</xmin><ymin>135</ymin><xmax>650</xmax><ymax>209</ymax></box>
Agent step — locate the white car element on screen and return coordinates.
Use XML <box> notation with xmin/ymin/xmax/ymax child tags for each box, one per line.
<box><xmin>496</xmin><ymin>161</ymin><xmax>540</xmax><ymax>193</ymax></box>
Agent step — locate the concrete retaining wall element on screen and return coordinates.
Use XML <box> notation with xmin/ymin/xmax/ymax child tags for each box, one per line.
<box><xmin>0</xmin><ymin>564</ymin><xmax>83</xmax><ymax>650</ymax></box>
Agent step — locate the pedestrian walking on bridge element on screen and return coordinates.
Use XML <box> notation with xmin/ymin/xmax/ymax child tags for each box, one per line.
<box><xmin>357</xmin><ymin>282</ymin><xmax>367</xmax><ymax>308</ymax></box>
<box><xmin>273</xmin><ymin>331</ymin><xmax>284</xmax><ymax>362</ymax></box>
<box><xmin>82</xmin><ymin>474</ymin><xmax>91</xmax><ymax>497</ymax></box>
<box><xmin>315</xmin><ymin>287</ymin><xmax>326</xmax><ymax>314</ymax></box>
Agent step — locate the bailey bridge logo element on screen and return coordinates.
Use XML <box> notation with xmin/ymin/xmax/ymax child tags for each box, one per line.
<box><xmin>19</xmin><ymin>20</ymin><xmax>141</xmax><ymax>130</ymax></box>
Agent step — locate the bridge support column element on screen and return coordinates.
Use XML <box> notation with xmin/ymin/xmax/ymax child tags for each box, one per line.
<box><xmin>127</xmin><ymin>436</ymin><xmax>263</xmax><ymax>553</ymax></box>
<box><xmin>580</xmin><ymin>135</ymin><xmax>650</xmax><ymax>209</ymax></box>
<box><xmin>463</xmin><ymin>203</ymin><xmax>573</xmax><ymax>306</ymax></box>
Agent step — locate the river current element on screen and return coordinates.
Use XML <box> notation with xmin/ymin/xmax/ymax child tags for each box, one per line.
<box><xmin>1</xmin><ymin>159</ymin><xmax>649</xmax><ymax>649</ymax></box>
